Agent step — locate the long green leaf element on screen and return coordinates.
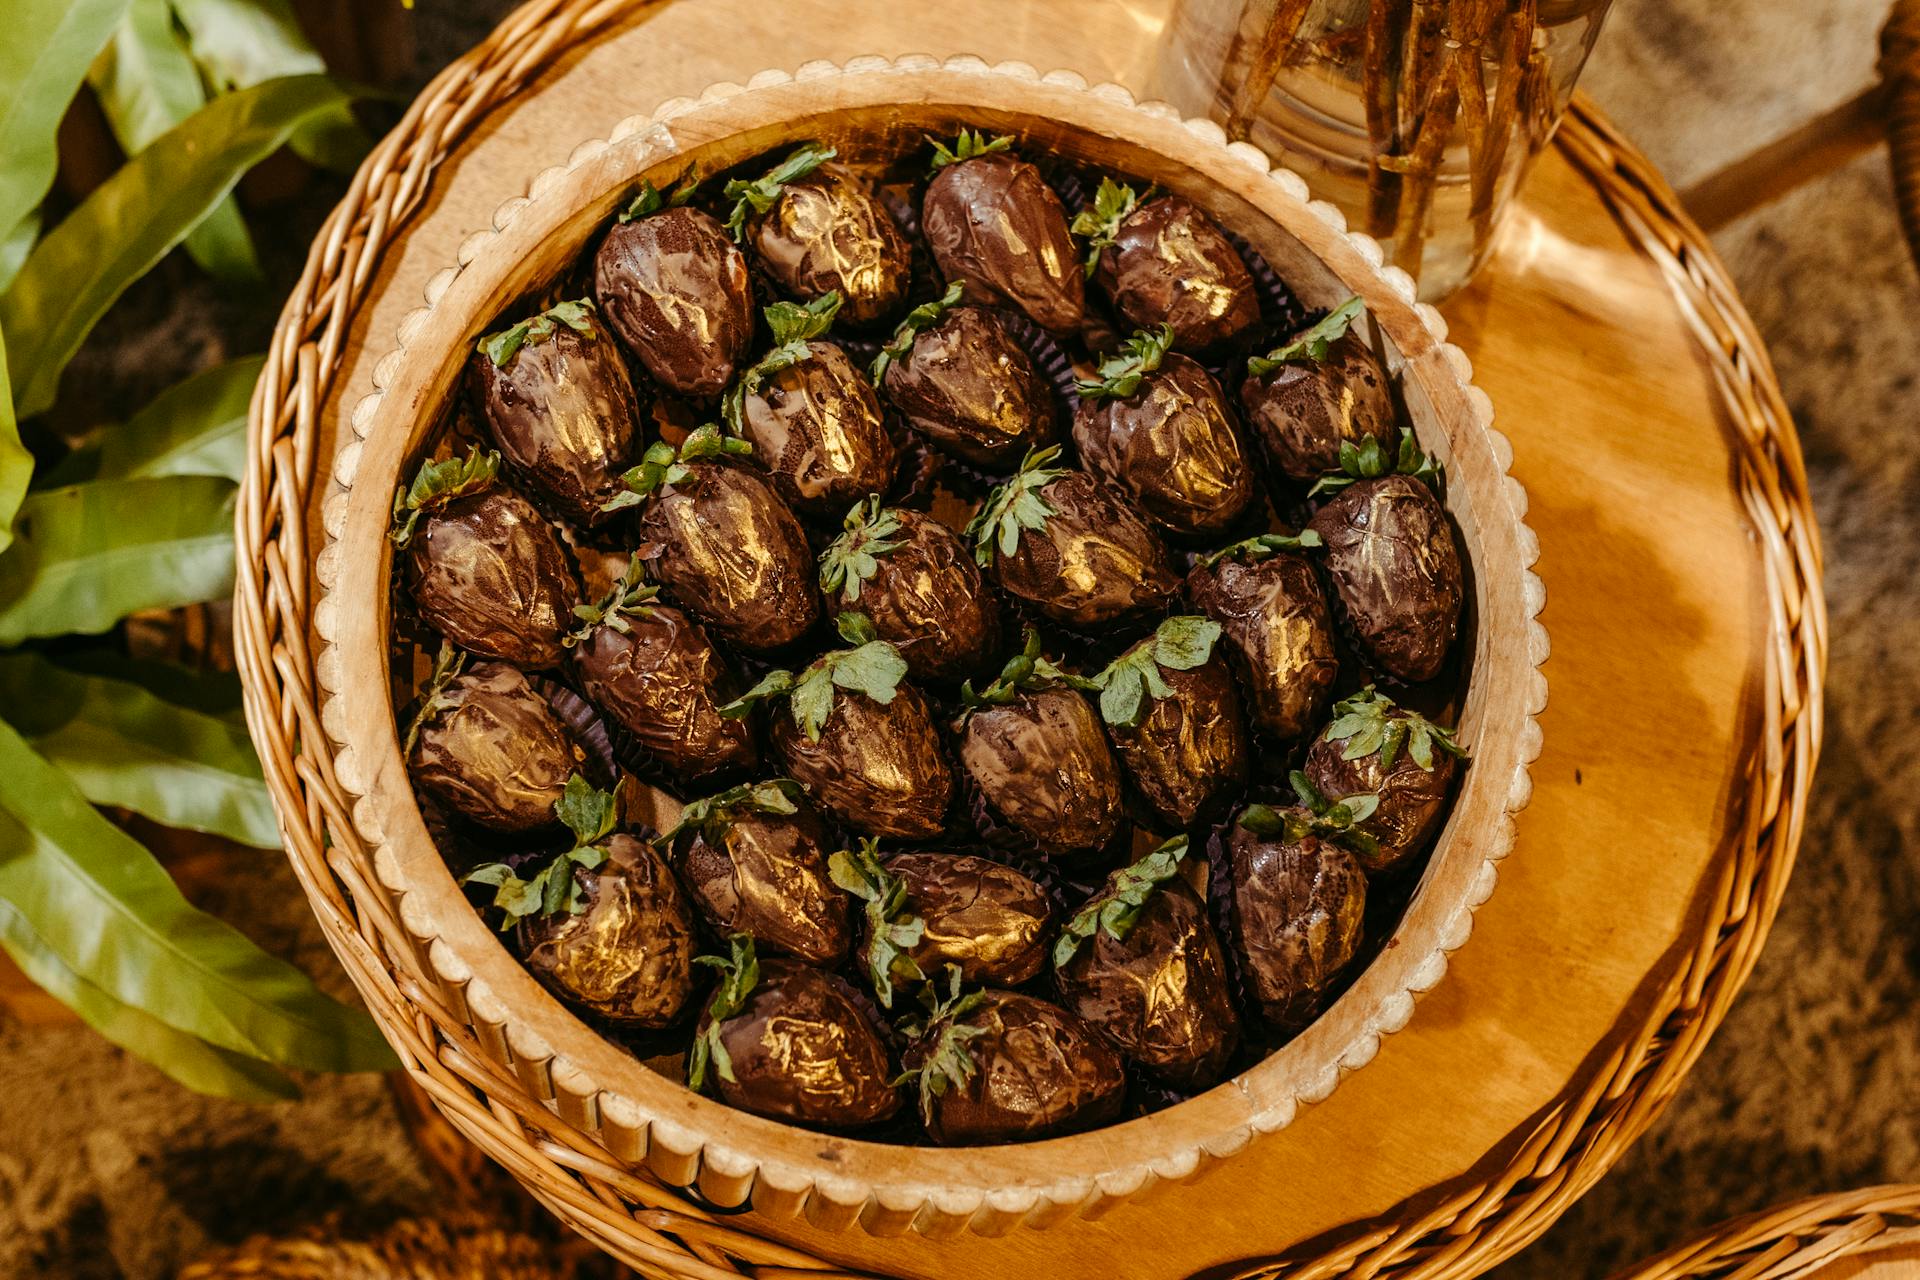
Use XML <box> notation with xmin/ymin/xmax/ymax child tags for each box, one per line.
<box><xmin>0</xmin><ymin>475</ymin><xmax>236</xmax><ymax>645</ymax></box>
<box><xmin>0</xmin><ymin>718</ymin><xmax>394</xmax><ymax>1072</ymax></box>
<box><xmin>90</xmin><ymin>0</ymin><xmax>261</xmax><ymax>284</ymax></box>
<box><xmin>53</xmin><ymin>650</ymin><xmax>247</xmax><ymax>727</ymax></box>
<box><xmin>169</xmin><ymin>0</ymin><xmax>368</xmax><ymax>172</ymax></box>
<box><xmin>0</xmin><ymin>209</ymin><xmax>40</xmax><ymax>295</ymax></box>
<box><xmin>0</xmin><ymin>652</ymin><xmax>276</xmax><ymax>848</ymax></box>
<box><xmin>0</xmin><ymin>329</ymin><xmax>27</xmax><ymax>558</ymax></box>
<box><xmin>0</xmin><ymin>888</ymin><xmax>298</xmax><ymax>1101</ymax></box>
<box><xmin>99</xmin><ymin>354</ymin><xmax>261</xmax><ymax>482</ymax></box>
<box><xmin>1</xmin><ymin>74</ymin><xmax>353</xmax><ymax>418</ymax></box>
<box><xmin>0</xmin><ymin>0</ymin><xmax>133</xmax><ymax>239</ymax></box>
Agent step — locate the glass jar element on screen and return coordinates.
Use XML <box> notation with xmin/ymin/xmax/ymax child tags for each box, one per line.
<box><xmin>1150</xmin><ymin>0</ymin><xmax>1613</xmax><ymax>299</ymax></box>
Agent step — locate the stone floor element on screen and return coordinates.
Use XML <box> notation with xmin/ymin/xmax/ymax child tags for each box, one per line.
<box><xmin>2</xmin><ymin>0</ymin><xmax>1916</xmax><ymax>1276</ymax></box>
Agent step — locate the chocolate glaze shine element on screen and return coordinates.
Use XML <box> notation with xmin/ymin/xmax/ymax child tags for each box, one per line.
<box><xmin>1304</xmin><ymin>730</ymin><xmax>1460</xmax><ymax>872</ymax></box>
<box><xmin>1072</xmin><ymin>354</ymin><xmax>1255</xmax><ymax>538</ymax></box>
<box><xmin>1241</xmin><ymin>332</ymin><xmax>1397</xmax><ymax>482</ymax></box>
<box><xmin>636</xmin><ymin>461</ymin><xmax>820</xmax><ymax>652</ymax></box>
<box><xmin>749</xmin><ymin>163</ymin><xmax>911</xmax><ymax>327</ymax></box>
<box><xmin>409</xmin><ymin>662</ymin><xmax>585</xmax><ymax>832</ymax></box>
<box><xmin>1228</xmin><ymin>821</ymin><xmax>1367</xmax><ymax>1025</ymax></box>
<box><xmin>923</xmin><ymin>153</ymin><xmax>1086</xmax><ymax>335</ymax></box>
<box><xmin>593</xmin><ymin>206</ymin><xmax>754</xmax><ymax>397</ymax></box>
<box><xmin>992</xmin><ymin>472</ymin><xmax>1179</xmax><ymax>628</ymax></box>
<box><xmin>569</xmin><ymin>605</ymin><xmax>756</xmax><ymax>779</ymax></box>
<box><xmin>879</xmin><ymin>305</ymin><xmax>1056</xmax><ymax>469</ymax></box>
<box><xmin>910</xmin><ymin>990</ymin><xmax>1124</xmax><ymax>1145</ymax></box>
<box><xmin>469</xmin><ymin>329</ymin><xmax>640</xmax><ymax>528</ymax></box>
<box><xmin>960</xmin><ymin>687</ymin><xmax>1123</xmax><ymax>857</ymax></box>
<box><xmin>737</xmin><ymin>343</ymin><xmax>896</xmax><ymax>520</ymax></box>
<box><xmin>1185</xmin><ymin>553</ymin><xmax>1338</xmax><ymax>740</ymax></box>
<box><xmin>881</xmin><ymin>852</ymin><xmax>1053</xmax><ymax>988</ymax></box>
<box><xmin>842</xmin><ymin>510</ymin><xmax>1000</xmax><ymax>681</ymax></box>
<box><xmin>1055</xmin><ymin>874</ymin><xmax>1240</xmax><ymax>1089</ymax></box>
<box><xmin>1107</xmin><ymin>654</ymin><xmax>1251</xmax><ymax>828</ymax></box>
<box><xmin>676</xmin><ymin>803</ymin><xmax>850</xmax><ymax>965</ymax></box>
<box><xmin>1092</xmin><ymin>195</ymin><xmax>1258</xmax><ymax>350</ymax></box>
<box><xmin>517</xmin><ymin>834</ymin><xmax>697</xmax><ymax>1028</ymax></box>
<box><xmin>1308</xmin><ymin>474</ymin><xmax>1463</xmax><ymax>683</ymax></box>
<box><xmin>771</xmin><ymin>687</ymin><xmax>954</xmax><ymax>839</ymax></box>
<box><xmin>699</xmin><ymin>960</ymin><xmax>901</xmax><ymax>1128</ymax></box>
<box><xmin>405</xmin><ymin>488</ymin><xmax>576</xmax><ymax>669</ymax></box>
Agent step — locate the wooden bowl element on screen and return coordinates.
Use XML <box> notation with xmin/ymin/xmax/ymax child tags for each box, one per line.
<box><xmin>315</xmin><ymin>55</ymin><xmax>1547</xmax><ymax>1237</ymax></box>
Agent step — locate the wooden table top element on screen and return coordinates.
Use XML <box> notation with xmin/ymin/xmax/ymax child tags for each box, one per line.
<box><xmin>305</xmin><ymin>2</ymin><xmax>1784</xmax><ymax>1275</ymax></box>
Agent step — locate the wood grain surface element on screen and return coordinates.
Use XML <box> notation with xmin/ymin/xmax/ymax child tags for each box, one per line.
<box><xmin>297</xmin><ymin>3</ymin><xmax>1770</xmax><ymax>1275</ymax></box>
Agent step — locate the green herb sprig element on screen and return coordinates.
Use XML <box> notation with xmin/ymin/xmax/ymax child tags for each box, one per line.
<box><xmin>689</xmin><ymin>933</ymin><xmax>760</xmax><ymax>1089</ymax></box>
<box><xmin>600</xmin><ymin>423</ymin><xmax>753</xmax><ymax>514</ymax></box>
<box><xmin>1085</xmin><ymin>615</ymin><xmax>1222</xmax><ymax>728</ymax></box>
<box><xmin>893</xmin><ymin>967</ymin><xmax>990</xmax><ymax>1125</ymax></box>
<box><xmin>819</xmin><ymin>497</ymin><xmax>906</xmax><ymax>605</ymax></box>
<box><xmin>718</xmin><ymin>612</ymin><xmax>909</xmax><ymax>742</ymax></box>
<box><xmin>723</xmin><ymin>143</ymin><xmax>836</xmax><ymax>240</ymax></box>
<box><xmin>962</xmin><ymin>445</ymin><xmax>1069</xmax><ymax>569</ymax></box>
<box><xmin>870</xmin><ymin>281</ymin><xmax>965</xmax><ymax>384</ymax></box>
<box><xmin>476</xmin><ymin>298</ymin><xmax>598</xmax><ymax>368</ymax></box>
<box><xmin>1321</xmin><ymin>685</ymin><xmax>1467</xmax><ymax>771</ymax></box>
<box><xmin>401</xmin><ymin>643</ymin><xmax>467</xmax><ymax>757</ymax></box>
<box><xmin>657</xmin><ymin>778</ymin><xmax>804</xmax><ymax>848</ymax></box>
<box><xmin>619</xmin><ymin>170</ymin><xmax>701</xmax><ymax>222</ymax></box>
<box><xmin>1199</xmin><ymin>529</ymin><xmax>1323</xmax><ymax>569</ymax></box>
<box><xmin>461</xmin><ymin>775</ymin><xmax>619</xmax><ymax>931</ymax></box>
<box><xmin>1237</xmin><ymin>772</ymin><xmax>1383</xmax><ymax>861</ymax></box>
<box><xmin>390</xmin><ymin>446</ymin><xmax>500</xmax><ymax>547</ymax></box>
<box><xmin>927</xmin><ymin>129</ymin><xmax>1013</xmax><ymax>173</ymax></box>
<box><xmin>1307</xmin><ymin>427</ymin><xmax>1441</xmax><ymax>499</ymax></box>
<box><xmin>957</xmin><ymin>626</ymin><xmax>1096</xmax><ymax>712</ymax></box>
<box><xmin>722</xmin><ymin>291</ymin><xmax>843</xmax><ymax>434</ymax></box>
<box><xmin>1052</xmin><ymin>835</ymin><xmax>1190</xmax><ymax>967</ymax></box>
<box><xmin>1245</xmin><ymin>295</ymin><xmax>1366</xmax><ymax>376</ymax></box>
<box><xmin>828</xmin><ymin>838</ymin><xmax>927</xmax><ymax>1007</ymax></box>
<box><xmin>1076</xmin><ymin>324</ymin><xmax>1175</xmax><ymax>400</ymax></box>
<box><xmin>1069</xmin><ymin>176</ymin><xmax>1140</xmax><ymax>277</ymax></box>
<box><xmin>565</xmin><ymin>558</ymin><xmax>659</xmax><ymax>646</ymax></box>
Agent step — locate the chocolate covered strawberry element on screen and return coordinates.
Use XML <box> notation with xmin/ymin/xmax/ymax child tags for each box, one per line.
<box><xmin>593</xmin><ymin>175</ymin><xmax>754</xmax><ymax>397</ymax></box>
<box><xmin>724</xmin><ymin>144</ymin><xmax>911</xmax><ymax>326</ymax></box>
<box><xmin>392</xmin><ymin>448</ymin><xmax>577</xmax><ymax>669</ymax></box>
<box><xmin>406</xmin><ymin>647</ymin><xmax>587</xmax><ymax>834</ymax></box>
<box><xmin>870</xmin><ymin>281</ymin><xmax>1057</xmax><ymax>469</ymax></box>
<box><xmin>1074</xmin><ymin>179</ymin><xmax>1258</xmax><ymax>350</ymax></box>
<box><xmin>722</xmin><ymin>614</ymin><xmax>954</xmax><ymax>839</ymax></box>
<box><xmin>1302</xmin><ymin>686</ymin><xmax>1466</xmax><ymax>872</ymax></box>
<box><xmin>922</xmin><ymin>130</ymin><xmax>1085</xmax><ymax>335</ymax></box>
<box><xmin>1242</xmin><ymin>297</ymin><xmax>1397</xmax><ymax>483</ymax></box>
<box><xmin>469</xmin><ymin>298</ymin><xmax>640</xmax><ymax>528</ymax></box>
<box><xmin>1186</xmin><ymin>530</ymin><xmax>1337</xmax><ymax>740</ymax></box>
<box><xmin>964</xmin><ymin>446</ymin><xmax>1178</xmax><ymax>629</ymax></box>
<box><xmin>1073</xmin><ymin>325</ymin><xmax>1256</xmax><ymax>538</ymax></box>
<box><xmin>819</xmin><ymin>497</ymin><xmax>1000</xmax><ymax>681</ymax></box>
<box><xmin>722</xmin><ymin>292</ymin><xmax>896</xmax><ymax>520</ymax></box>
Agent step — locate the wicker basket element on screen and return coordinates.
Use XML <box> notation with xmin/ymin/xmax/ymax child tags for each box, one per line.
<box><xmin>1614</xmin><ymin>1186</ymin><xmax>1920</xmax><ymax>1280</ymax></box>
<box><xmin>297</xmin><ymin>55</ymin><xmax>1544</xmax><ymax>1243</ymax></box>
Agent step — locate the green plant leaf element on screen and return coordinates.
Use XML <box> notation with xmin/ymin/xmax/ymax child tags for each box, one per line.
<box><xmin>0</xmin><ymin>891</ymin><xmax>297</xmax><ymax>1101</ymax></box>
<box><xmin>0</xmin><ymin>0</ymin><xmax>132</xmax><ymax>242</ymax></box>
<box><xmin>1069</xmin><ymin>176</ymin><xmax>1139</xmax><ymax>277</ymax></box>
<box><xmin>0</xmin><ymin>475</ymin><xmax>237</xmax><ymax>646</ymax></box>
<box><xmin>90</xmin><ymin>0</ymin><xmax>261</xmax><ymax>284</ymax></box>
<box><xmin>1052</xmin><ymin>835</ymin><xmax>1189</xmax><ymax>967</ymax></box>
<box><xmin>689</xmin><ymin>933</ymin><xmax>759</xmax><ymax>1089</ymax></box>
<box><xmin>0</xmin><ymin>208</ymin><xmax>41</xmax><ymax>294</ymax></box>
<box><xmin>870</xmin><ymin>281</ymin><xmax>963</xmax><ymax>384</ymax></box>
<box><xmin>0</xmin><ymin>717</ymin><xmax>394</xmax><ymax>1072</ymax></box>
<box><xmin>52</xmin><ymin>648</ymin><xmax>247</xmax><ymax>727</ymax></box>
<box><xmin>168</xmin><ymin>0</ymin><xmax>367</xmax><ymax>172</ymax></box>
<box><xmin>0</xmin><ymin>329</ymin><xmax>28</xmax><ymax>557</ymax></box>
<box><xmin>0</xmin><ymin>651</ymin><xmax>276</xmax><ymax>847</ymax></box>
<box><xmin>2</xmin><ymin>74</ymin><xmax>357</xmax><ymax>419</ymax></box>
<box><xmin>1076</xmin><ymin>325</ymin><xmax>1174</xmax><ymax>400</ymax></box>
<box><xmin>1246</xmin><ymin>295</ymin><xmax>1366</xmax><ymax>375</ymax></box>
<box><xmin>926</xmin><ymin>129</ymin><xmax>1012</xmax><ymax>173</ymax></box>
<box><xmin>963</xmin><ymin>445</ymin><xmax>1067</xmax><ymax>569</ymax></box>
<box><xmin>87</xmin><ymin>354</ymin><xmax>262</xmax><ymax>483</ymax></box>
<box><xmin>722</xmin><ymin>143</ymin><xmax>835</xmax><ymax>241</ymax></box>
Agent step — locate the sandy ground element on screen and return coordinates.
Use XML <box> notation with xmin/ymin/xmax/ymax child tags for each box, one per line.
<box><xmin>2</xmin><ymin>0</ymin><xmax>1915</xmax><ymax>1275</ymax></box>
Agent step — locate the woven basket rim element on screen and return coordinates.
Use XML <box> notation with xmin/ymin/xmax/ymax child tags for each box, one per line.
<box><xmin>230</xmin><ymin>0</ymin><xmax>1821</xmax><ymax>1271</ymax></box>
<box><xmin>307</xmin><ymin>55</ymin><xmax>1545</xmax><ymax>1232</ymax></box>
